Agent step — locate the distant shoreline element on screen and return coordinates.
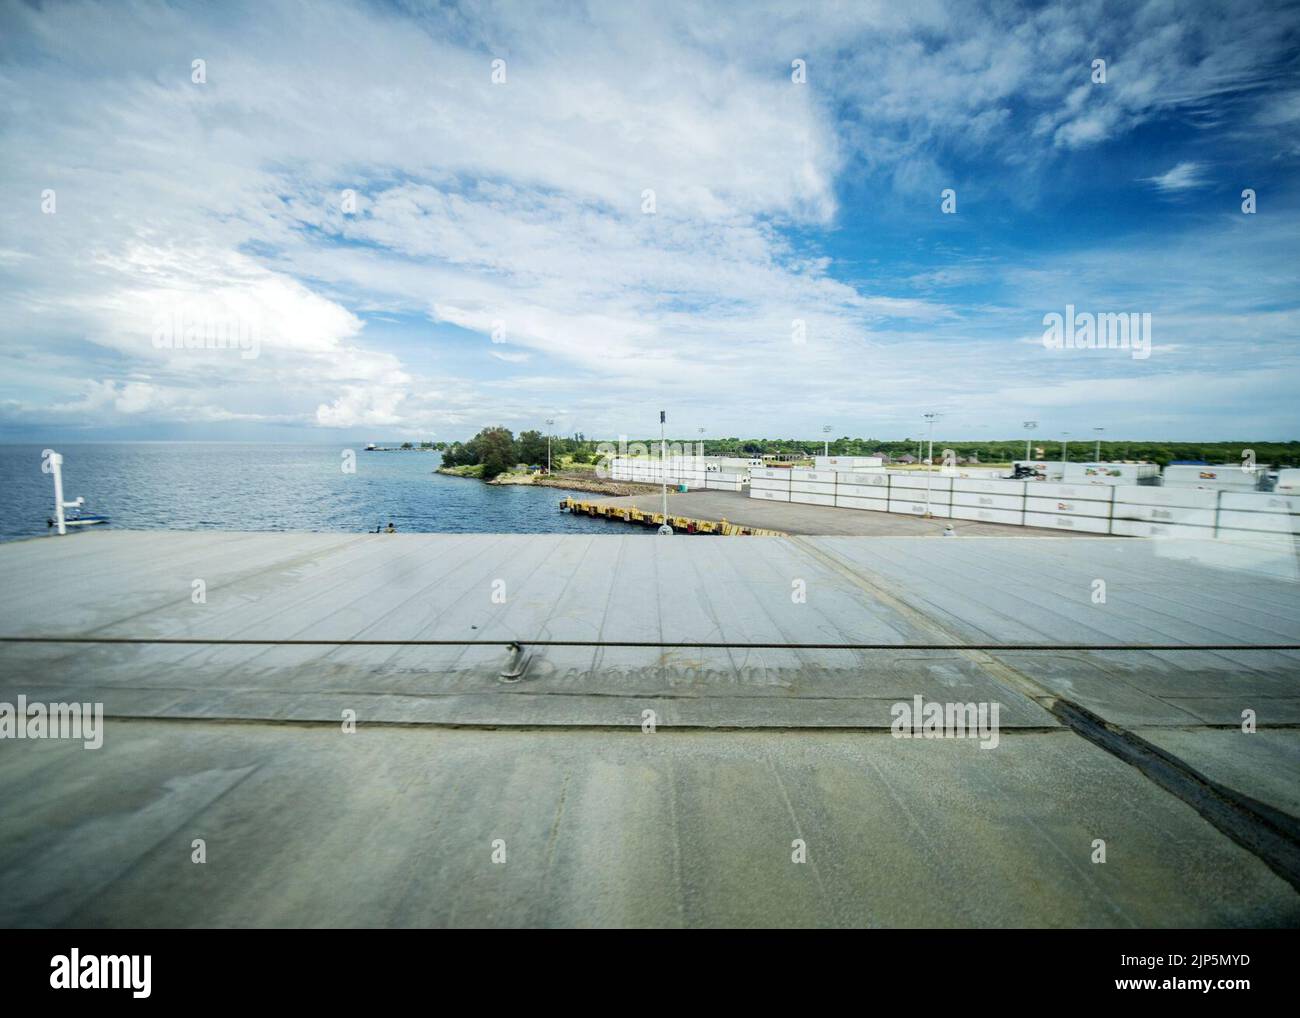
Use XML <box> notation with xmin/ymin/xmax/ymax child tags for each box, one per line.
<box><xmin>435</xmin><ymin>465</ymin><xmax>661</xmax><ymax>497</ymax></box>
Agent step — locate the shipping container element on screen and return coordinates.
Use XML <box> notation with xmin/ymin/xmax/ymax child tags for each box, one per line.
<box><xmin>1109</xmin><ymin>520</ymin><xmax>1215</xmax><ymax>539</ymax></box>
<box><xmin>889</xmin><ymin>500</ymin><xmax>951</xmax><ymax>518</ymax></box>
<box><xmin>889</xmin><ymin>485</ymin><xmax>952</xmax><ymax>505</ymax></box>
<box><xmin>1274</xmin><ymin>468</ymin><xmax>1300</xmax><ymax>495</ymax></box>
<box><xmin>1026</xmin><ymin>482</ymin><xmax>1116</xmax><ymax>502</ymax></box>
<box><xmin>790</xmin><ymin>469</ymin><xmax>836</xmax><ymax>482</ymax></box>
<box><xmin>1109</xmin><ymin>504</ymin><xmax>1217</xmax><ymax>526</ymax></box>
<box><xmin>1162</xmin><ymin>464</ymin><xmax>1266</xmax><ymax>491</ymax></box>
<box><xmin>889</xmin><ymin>474</ymin><xmax>952</xmax><ymax>491</ymax></box>
<box><xmin>836</xmin><ymin>472</ymin><xmax>890</xmax><ymax>488</ymax></box>
<box><xmin>1023</xmin><ymin>512</ymin><xmax>1110</xmax><ymax>534</ymax></box>
<box><xmin>790</xmin><ymin>491</ymin><xmax>836</xmax><ymax>507</ymax></box>
<box><xmin>1217</xmin><ymin>510</ymin><xmax>1300</xmax><ymax>535</ymax></box>
<box><xmin>1062</xmin><ymin>462</ymin><xmax>1159</xmax><ymax>485</ymax></box>
<box><xmin>1025</xmin><ymin>496</ymin><xmax>1112</xmax><ymax>519</ymax></box>
<box><xmin>790</xmin><ymin>480</ymin><xmax>836</xmax><ymax>495</ymax></box>
<box><xmin>749</xmin><ymin>488</ymin><xmax>790</xmax><ymax>502</ymax></box>
<box><xmin>814</xmin><ymin>456</ymin><xmax>883</xmax><ymax>471</ymax></box>
<box><xmin>951</xmin><ymin>478</ymin><xmax>1027</xmax><ymax>496</ymax></box>
<box><xmin>1219</xmin><ymin>491</ymin><xmax>1300</xmax><ymax>514</ymax></box>
<box><xmin>750</xmin><ymin>475</ymin><xmax>790</xmax><ymax>492</ymax></box>
<box><xmin>837</xmin><ymin>482</ymin><xmax>891</xmax><ymax>499</ymax></box>
<box><xmin>751</xmin><ymin>467</ymin><xmax>792</xmax><ymax>480</ymax></box>
<box><xmin>834</xmin><ymin>495</ymin><xmax>889</xmax><ymax>512</ymax></box>
<box><xmin>1109</xmin><ymin>485</ymin><xmax>1218</xmax><ymax>509</ymax></box>
<box><xmin>950</xmin><ymin>506</ymin><xmax>1024</xmax><ymax>527</ymax></box>
<box><xmin>950</xmin><ymin>491</ymin><xmax>1024</xmax><ymax>511</ymax></box>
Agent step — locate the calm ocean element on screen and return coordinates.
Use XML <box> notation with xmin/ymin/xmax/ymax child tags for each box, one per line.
<box><xmin>0</xmin><ymin>443</ymin><xmax>647</xmax><ymax>542</ymax></box>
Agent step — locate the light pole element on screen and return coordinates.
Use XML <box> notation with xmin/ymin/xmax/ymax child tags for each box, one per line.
<box><xmin>923</xmin><ymin>411</ymin><xmax>940</xmax><ymax>516</ymax></box>
<box><xmin>698</xmin><ymin>426</ymin><xmax>705</xmax><ymax>460</ymax></box>
<box><xmin>545</xmin><ymin>418</ymin><xmax>555</xmax><ymax>473</ymax></box>
<box><xmin>822</xmin><ymin>425</ymin><xmax>832</xmax><ymax>457</ymax></box>
<box><xmin>1061</xmin><ymin>432</ymin><xmax>1070</xmax><ymax>474</ymax></box>
<box><xmin>1022</xmin><ymin>420</ymin><xmax>1038</xmax><ymax>463</ymax></box>
<box><xmin>1093</xmin><ymin>427</ymin><xmax>1104</xmax><ymax>463</ymax></box>
<box><xmin>659</xmin><ymin>410</ymin><xmax>671</xmax><ymax>534</ymax></box>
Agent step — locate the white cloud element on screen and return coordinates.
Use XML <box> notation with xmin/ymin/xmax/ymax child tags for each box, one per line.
<box><xmin>1140</xmin><ymin>161</ymin><xmax>1208</xmax><ymax>193</ymax></box>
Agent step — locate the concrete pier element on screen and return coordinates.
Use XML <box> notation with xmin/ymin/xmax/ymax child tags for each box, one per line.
<box><xmin>1</xmin><ymin>531</ymin><xmax>1297</xmax><ymax>926</ymax></box>
<box><xmin>569</xmin><ymin>489</ymin><xmax>1108</xmax><ymax>536</ymax></box>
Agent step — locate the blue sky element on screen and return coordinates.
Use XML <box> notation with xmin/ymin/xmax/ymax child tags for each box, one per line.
<box><xmin>1</xmin><ymin>0</ymin><xmax>1297</xmax><ymax>443</ymax></box>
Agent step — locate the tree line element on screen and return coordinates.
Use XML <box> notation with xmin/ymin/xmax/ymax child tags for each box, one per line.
<box><xmin>437</xmin><ymin>428</ymin><xmax>598</xmax><ymax>479</ymax></box>
<box><xmin>428</xmin><ymin>431</ymin><xmax>1299</xmax><ymax>476</ymax></box>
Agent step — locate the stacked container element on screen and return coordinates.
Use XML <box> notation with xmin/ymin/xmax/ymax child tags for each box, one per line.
<box><xmin>1109</xmin><ymin>485</ymin><xmax>1218</xmax><ymax>539</ymax></box>
<box><xmin>889</xmin><ymin>476</ymin><xmax>953</xmax><ymax>518</ymax></box>
<box><xmin>834</xmin><ymin>471</ymin><xmax>890</xmax><ymax>512</ymax></box>
<box><xmin>1023</xmin><ymin>482</ymin><xmax>1113</xmax><ymax>533</ymax></box>
<box><xmin>749</xmin><ymin>467</ymin><xmax>791</xmax><ymax>502</ymax></box>
<box><xmin>788</xmin><ymin>468</ymin><xmax>837</xmax><ymax>507</ymax></box>
<box><xmin>949</xmin><ymin>478</ymin><xmax>1027</xmax><ymax>526</ymax></box>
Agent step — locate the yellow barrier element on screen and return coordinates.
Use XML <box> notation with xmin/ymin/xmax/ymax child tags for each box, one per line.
<box><xmin>558</xmin><ymin>498</ymin><xmax>784</xmax><ymax>536</ymax></box>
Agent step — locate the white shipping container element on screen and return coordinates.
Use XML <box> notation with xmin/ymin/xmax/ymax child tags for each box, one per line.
<box><xmin>836</xmin><ymin>472</ymin><xmax>890</xmax><ymax>488</ymax></box>
<box><xmin>1063</xmin><ymin>462</ymin><xmax>1159</xmax><ymax>485</ymax></box>
<box><xmin>835</xmin><ymin>495</ymin><xmax>889</xmax><ymax>512</ymax></box>
<box><xmin>837</xmin><ymin>482</ymin><xmax>891</xmax><ymax>498</ymax></box>
<box><xmin>1219</xmin><ymin>492</ymin><xmax>1300</xmax><ymax>514</ymax></box>
<box><xmin>1027</xmin><ymin>483</ymin><xmax>1115</xmax><ymax>502</ymax></box>
<box><xmin>1110</xmin><ymin>503</ymin><xmax>1217</xmax><ymax>527</ymax></box>
<box><xmin>1162</xmin><ymin>464</ymin><xmax>1265</xmax><ymax>491</ymax></box>
<box><xmin>889</xmin><ymin>500</ymin><xmax>951</xmax><ymax>519</ymax></box>
<box><xmin>1213</xmin><ymin>529</ymin><xmax>1297</xmax><ymax>549</ymax></box>
<box><xmin>790</xmin><ymin>491</ymin><xmax>836</xmax><ymax>507</ymax></box>
<box><xmin>814</xmin><ymin>456</ymin><xmax>883</xmax><ymax>470</ymax></box>
<box><xmin>1023</xmin><ymin>512</ymin><xmax>1110</xmax><ymax>534</ymax></box>
<box><xmin>1109</xmin><ymin>485</ymin><xmax>1218</xmax><ymax>509</ymax></box>
<box><xmin>751</xmin><ymin>468</ymin><xmax>792</xmax><ymax>480</ymax></box>
<box><xmin>1026</xmin><ymin>496</ymin><xmax>1113</xmax><ymax>519</ymax></box>
<box><xmin>750</xmin><ymin>476</ymin><xmax>790</xmax><ymax>492</ymax></box>
<box><xmin>1217</xmin><ymin>510</ymin><xmax>1300</xmax><ymax>535</ymax></box>
<box><xmin>950</xmin><ymin>506</ymin><xmax>1024</xmax><ymax>527</ymax></box>
<box><xmin>749</xmin><ymin>488</ymin><xmax>790</xmax><ymax>502</ymax></box>
<box><xmin>1110</xmin><ymin>519</ymin><xmax>1215</xmax><ymax>540</ymax></box>
<box><xmin>1274</xmin><ymin>469</ymin><xmax>1300</xmax><ymax>495</ymax></box>
<box><xmin>704</xmin><ymin>477</ymin><xmax>744</xmax><ymax>491</ymax></box>
<box><xmin>889</xmin><ymin>474</ymin><xmax>952</xmax><ymax>491</ymax></box>
<box><xmin>950</xmin><ymin>491</ymin><xmax>1024</xmax><ymax>511</ymax></box>
<box><xmin>951</xmin><ymin>478</ymin><xmax>1028</xmax><ymax>496</ymax></box>
<box><xmin>790</xmin><ymin>469</ymin><xmax>836</xmax><ymax>482</ymax></box>
<box><xmin>790</xmin><ymin>480</ymin><xmax>836</xmax><ymax>495</ymax></box>
<box><xmin>889</xmin><ymin>486</ymin><xmax>952</xmax><ymax>505</ymax></box>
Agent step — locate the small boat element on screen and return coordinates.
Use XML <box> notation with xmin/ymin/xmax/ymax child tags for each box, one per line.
<box><xmin>49</xmin><ymin>513</ymin><xmax>110</xmax><ymax>529</ymax></box>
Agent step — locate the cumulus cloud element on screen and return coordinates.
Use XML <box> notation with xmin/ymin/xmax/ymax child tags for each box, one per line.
<box><xmin>0</xmin><ymin>0</ymin><xmax>1297</xmax><ymax>439</ymax></box>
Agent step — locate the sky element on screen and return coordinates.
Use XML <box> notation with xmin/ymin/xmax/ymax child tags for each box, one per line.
<box><xmin>1</xmin><ymin>0</ymin><xmax>1298</xmax><ymax>444</ymax></box>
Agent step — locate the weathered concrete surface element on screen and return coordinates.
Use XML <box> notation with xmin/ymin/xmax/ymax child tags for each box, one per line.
<box><xmin>584</xmin><ymin>489</ymin><xmax>1108</xmax><ymax>536</ymax></box>
<box><xmin>1</xmin><ymin>723</ymin><xmax>1296</xmax><ymax>928</ymax></box>
<box><xmin>0</xmin><ymin>532</ymin><xmax>1294</xmax><ymax>729</ymax></box>
<box><xmin>0</xmin><ymin>531</ymin><xmax>1297</xmax><ymax>927</ymax></box>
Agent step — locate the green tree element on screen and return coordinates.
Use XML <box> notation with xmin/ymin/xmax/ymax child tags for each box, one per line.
<box><xmin>468</xmin><ymin>426</ymin><xmax>517</xmax><ymax>479</ymax></box>
<box><xmin>516</xmin><ymin>429</ymin><xmax>548</xmax><ymax>466</ymax></box>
